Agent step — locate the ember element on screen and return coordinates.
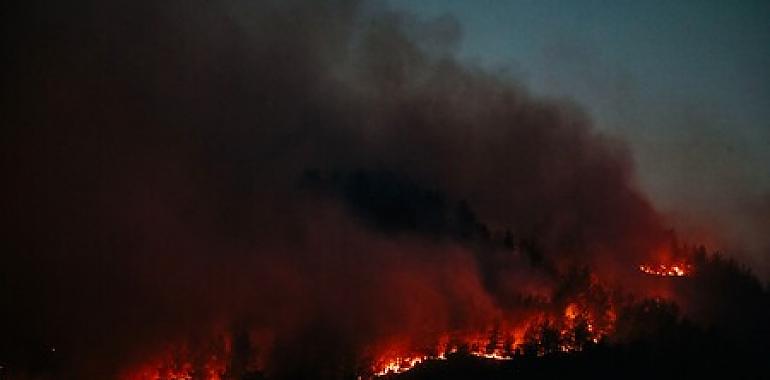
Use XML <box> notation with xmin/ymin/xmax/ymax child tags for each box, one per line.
<box><xmin>638</xmin><ymin>263</ymin><xmax>693</xmax><ymax>277</ymax></box>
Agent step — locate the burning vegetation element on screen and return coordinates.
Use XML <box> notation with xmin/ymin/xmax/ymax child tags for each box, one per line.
<box><xmin>3</xmin><ymin>1</ymin><xmax>770</xmax><ymax>380</ymax></box>
<box><xmin>118</xmin><ymin>253</ymin><xmax>706</xmax><ymax>380</ymax></box>
<box><xmin>114</xmin><ymin>248</ymin><xmax>770</xmax><ymax>380</ymax></box>
<box><xmin>638</xmin><ymin>263</ymin><xmax>692</xmax><ymax>277</ymax></box>
<box><xmin>370</xmin><ymin>298</ymin><xmax>613</xmax><ymax>377</ymax></box>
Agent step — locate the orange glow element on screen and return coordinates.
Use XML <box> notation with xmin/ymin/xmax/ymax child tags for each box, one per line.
<box><xmin>125</xmin><ymin>295</ymin><xmax>621</xmax><ymax>379</ymax></box>
<box><xmin>124</xmin><ymin>356</ymin><xmax>226</xmax><ymax>380</ymax></box>
<box><xmin>638</xmin><ymin>263</ymin><xmax>692</xmax><ymax>277</ymax></box>
<box><xmin>124</xmin><ymin>268</ymin><xmax>638</xmax><ymax>379</ymax></box>
<box><xmin>373</xmin><ymin>355</ymin><xmax>431</xmax><ymax>376</ymax></box>
<box><xmin>371</xmin><ymin>301</ymin><xmax>615</xmax><ymax>377</ymax></box>
<box><xmin>121</xmin><ymin>337</ymin><xmax>231</xmax><ymax>380</ymax></box>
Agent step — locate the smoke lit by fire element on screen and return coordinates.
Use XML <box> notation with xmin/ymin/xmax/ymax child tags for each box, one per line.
<box><xmin>370</xmin><ymin>299</ymin><xmax>614</xmax><ymax>377</ymax></box>
<box><xmin>122</xmin><ymin>284</ymin><xmax>623</xmax><ymax>379</ymax></box>
<box><xmin>122</xmin><ymin>339</ymin><xmax>232</xmax><ymax>380</ymax></box>
<box><xmin>6</xmin><ymin>1</ymin><xmax>767</xmax><ymax>379</ymax></box>
<box><xmin>119</xmin><ymin>254</ymin><xmax>705</xmax><ymax>379</ymax></box>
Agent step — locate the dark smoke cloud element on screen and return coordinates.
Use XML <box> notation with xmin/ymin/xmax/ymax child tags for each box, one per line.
<box><xmin>1</xmin><ymin>0</ymin><xmax>669</xmax><ymax>378</ymax></box>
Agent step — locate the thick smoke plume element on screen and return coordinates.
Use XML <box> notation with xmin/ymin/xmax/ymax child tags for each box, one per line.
<box><xmin>1</xmin><ymin>0</ymin><xmax>670</xmax><ymax>378</ymax></box>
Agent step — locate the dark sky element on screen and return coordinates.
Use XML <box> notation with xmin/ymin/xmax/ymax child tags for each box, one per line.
<box><xmin>391</xmin><ymin>0</ymin><xmax>770</xmax><ymax>277</ymax></box>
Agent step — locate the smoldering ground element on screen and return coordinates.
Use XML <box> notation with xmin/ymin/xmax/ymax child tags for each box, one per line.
<box><xmin>2</xmin><ymin>0</ymin><xmax>672</xmax><ymax>378</ymax></box>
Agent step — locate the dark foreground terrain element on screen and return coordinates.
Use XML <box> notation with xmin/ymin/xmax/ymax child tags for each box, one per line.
<box><xmin>385</xmin><ymin>339</ymin><xmax>767</xmax><ymax>380</ymax></box>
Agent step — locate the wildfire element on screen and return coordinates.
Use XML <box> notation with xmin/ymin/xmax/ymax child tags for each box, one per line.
<box><xmin>372</xmin><ymin>346</ymin><xmax>514</xmax><ymax>377</ymax></box>
<box><xmin>124</xmin><ymin>310</ymin><xmax>613</xmax><ymax>379</ymax></box>
<box><xmin>122</xmin><ymin>337</ymin><xmax>231</xmax><ymax>380</ymax></box>
<box><xmin>126</xmin><ymin>360</ymin><xmax>226</xmax><ymax>380</ymax></box>
<box><xmin>368</xmin><ymin>262</ymin><xmax>692</xmax><ymax>377</ymax></box>
<box><xmin>126</xmin><ymin>273</ymin><xmax>624</xmax><ymax>379</ymax></box>
<box><xmin>373</xmin><ymin>355</ymin><xmax>431</xmax><ymax>377</ymax></box>
<box><xmin>638</xmin><ymin>263</ymin><xmax>692</xmax><ymax>277</ymax></box>
<box><xmin>371</xmin><ymin>301</ymin><xmax>614</xmax><ymax>377</ymax></box>
<box><xmin>124</xmin><ymin>355</ymin><xmax>227</xmax><ymax>380</ymax></box>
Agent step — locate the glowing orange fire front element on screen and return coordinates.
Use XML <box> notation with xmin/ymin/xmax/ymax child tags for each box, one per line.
<box><xmin>372</xmin><ymin>348</ymin><xmax>511</xmax><ymax>377</ymax></box>
<box><xmin>126</xmin><ymin>273</ymin><xmax>624</xmax><ymax>379</ymax></box>
<box><xmin>638</xmin><ymin>263</ymin><xmax>692</xmax><ymax>277</ymax></box>
<box><xmin>371</xmin><ymin>301</ymin><xmax>615</xmax><ymax>377</ymax></box>
<box><xmin>373</xmin><ymin>355</ymin><xmax>432</xmax><ymax>377</ymax></box>
<box><xmin>122</xmin><ymin>338</ymin><xmax>231</xmax><ymax>380</ymax></box>
<box><xmin>124</xmin><ymin>356</ymin><xmax>227</xmax><ymax>380</ymax></box>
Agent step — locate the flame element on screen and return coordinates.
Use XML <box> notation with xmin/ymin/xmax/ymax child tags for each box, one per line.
<box><xmin>368</xmin><ymin>258</ymin><xmax>698</xmax><ymax>377</ymax></box>
<box><xmin>124</xmin><ymin>267</ymin><xmax>637</xmax><ymax>379</ymax></box>
<box><xmin>122</xmin><ymin>337</ymin><xmax>231</xmax><ymax>380</ymax></box>
<box><xmin>124</xmin><ymin>293</ymin><xmax>619</xmax><ymax>379</ymax></box>
<box><xmin>373</xmin><ymin>355</ymin><xmax>431</xmax><ymax>377</ymax></box>
<box><xmin>125</xmin><ymin>356</ymin><xmax>227</xmax><ymax>380</ymax></box>
<box><xmin>371</xmin><ymin>301</ymin><xmax>615</xmax><ymax>377</ymax></box>
<box><xmin>638</xmin><ymin>263</ymin><xmax>692</xmax><ymax>277</ymax></box>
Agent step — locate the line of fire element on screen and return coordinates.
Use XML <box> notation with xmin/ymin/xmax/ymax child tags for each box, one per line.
<box><xmin>112</xmin><ymin>243</ymin><xmax>767</xmax><ymax>380</ymax></box>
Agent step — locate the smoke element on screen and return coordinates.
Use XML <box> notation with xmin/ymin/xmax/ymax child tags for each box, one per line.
<box><xmin>1</xmin><ymin>0</ymin><xmax>670</xmax><ymax>378</ymax></box>
<box><xmin>529</xmin><ymin>33</ymin><xmax>770</xmax><ymax>281</ymax></box>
